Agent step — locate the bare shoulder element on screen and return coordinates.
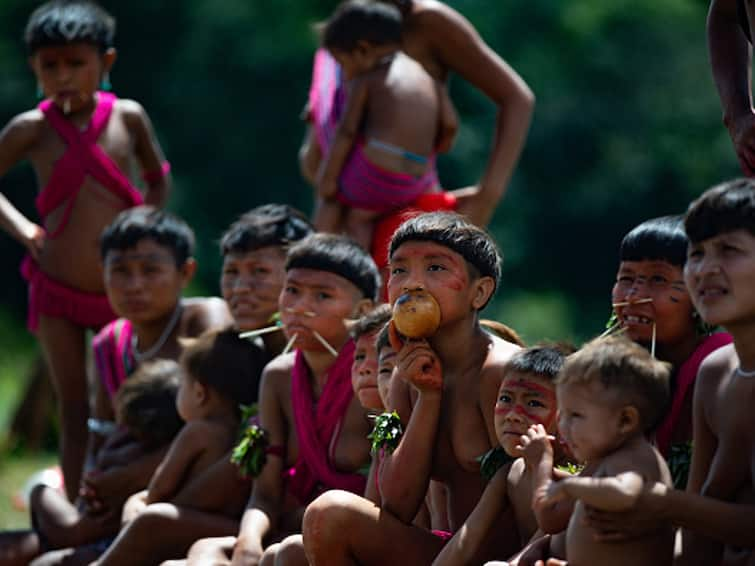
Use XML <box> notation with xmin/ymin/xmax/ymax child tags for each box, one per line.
<box><xmin>115</xmin><ymin>98</ymin><xmax>148</xmax><ymax>125</ymax></box>
<box><xmin>260</xmin><ymin>352</ymin><xmax>295</xmax><ymax>393</ymax></box>
<box><xmin>0</xmin><ymin>109</ymin><xmax>46</xmax><ymax>146</ymax></box>
<box><xmin>175</xmin><ymin>419</ymin><xmax>217</xmax><ymax>447</ymax></box>
<box><xmin>413</xmin><ymin>0</ymin><xmax>470</xmax><ymax>28</ymax></box>
<box><xmin>697</xmin><ymin>342</ymin><xmax>737</xmax><ymax>388</ymax></box>
<box><xmin>602</xmin><ymin>440</ymin><xmax>668</xmax><ymax>483</ymax></box>
<box><xmin>182</xmin><ymin>297</ymin><xmax>233</xmax><ymax>335</ymax></box>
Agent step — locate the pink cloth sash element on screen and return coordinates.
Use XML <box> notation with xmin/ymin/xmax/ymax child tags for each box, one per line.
<box><xmin>654</xmin><ymin>332</ymin><xmax>732</xmax><ymax>456</ymax></box>
<box><xmin>307</xmin><ymin>49</ymin><xmax>345</xmax><ymax>155</ymax></box>
<box><xmin>288</xmin><ymin>339</ymin><xmax>366</xmax><ymax>504</ymax></box>
<box><xmin>21</xmin><ymin>256</ymin><xmax>116</xmax><ymax>332</ymax></box>
<box><xmin>92</xmin><ymin>318</ymin><xmax>137</xmax><ymax>400</ymax></box>
<box><xmin>37</xmin><ymin>92</ymin><xmax>144</xmax><ymax>238</ymax></box>
<box><xmin>337</xmin><ymin>140</ymin><xmax>440</xmax><ymax>213</ymax></box>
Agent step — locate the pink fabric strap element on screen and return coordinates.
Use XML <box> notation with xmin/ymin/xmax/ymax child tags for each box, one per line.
<box><xmin>288</xmin><ymin>339</ymin><xmax>366</xmax><ymax>503</ymax></box>
<box><xmin>307</xmin><ymin>49</ymin><xmax>345</xmax><ymax>154</ymax></box>
<box><xmin>92</xmin><ymin>318</ymin><xmax>136</xmax><ymax>400</ymax></box>
<box><xmin>36</xmin><ymin>92</ymin><xmax>144</xmax><ymax>238</ymax></box>
<box><xmin>654</xmin><ymin>332</ymin><xmax>732</xmax><ymax>456</ymax></box>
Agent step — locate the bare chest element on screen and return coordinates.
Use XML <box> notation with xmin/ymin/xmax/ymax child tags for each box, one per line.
<box><xmin>28</xmin><ymin>109</ymin><xmax>134</xmax><ymax>189</ymax></box>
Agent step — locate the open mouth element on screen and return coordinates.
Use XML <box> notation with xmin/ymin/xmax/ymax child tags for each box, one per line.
<box><xmin>622</xmin><ymin>314</ymin><xmax>653</xmax><ymax>325</ymax></box>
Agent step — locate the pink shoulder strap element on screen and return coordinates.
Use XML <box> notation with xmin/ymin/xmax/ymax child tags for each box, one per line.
<box><xmin>36</xmin><ymin>92</ymin><xmax>144</xmax><ymax>238</ymax></box>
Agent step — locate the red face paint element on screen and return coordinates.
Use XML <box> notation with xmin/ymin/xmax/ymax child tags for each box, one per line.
<box><xmin>495</xmin><ymin>378</ymin><xmax>558</xmax><ymax>429</ymax></box>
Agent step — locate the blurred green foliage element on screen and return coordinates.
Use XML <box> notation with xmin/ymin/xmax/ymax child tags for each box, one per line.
<box><xmin>0</xmin><ymin>0</ymin><xmax>740</xmax><ymax>351</ymax></box>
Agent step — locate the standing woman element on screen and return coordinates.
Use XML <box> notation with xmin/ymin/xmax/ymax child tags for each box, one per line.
<box><xmin>301</xmin><ymin>0</ymin><xmax>534</xmax><ymax>228</ymax></box>
<box><xmin>608</xmin><ymin>216</ymin><xmax>731</xmax><ymax>488</ymax></box>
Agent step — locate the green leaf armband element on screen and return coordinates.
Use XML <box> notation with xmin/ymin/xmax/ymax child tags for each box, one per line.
<box><xmin>367</xmin><ymin>411</ymin><xmax>403</xmax><ymax>455</ymax></box>
<box><xmin>231</xmin><ymin>406</ymin><xmax>270</xmax><ymax>477</ymax></box>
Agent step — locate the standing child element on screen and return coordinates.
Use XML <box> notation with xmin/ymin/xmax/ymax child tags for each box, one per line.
<box><xmin>303</xmin><ymin>212</ymin><xmax>521</xmax><ymax>565</ymax></box>
<box><xmin>524</xmin><ymin>336</ymin><xmax>674</xmax><ymax>566</ymax></box>
<box><xmin>314</xmin><ymin>0</ymin><xmax>455</xmax><ymax>249</ymax></box>
<box><xmin>0</xmin><ymin>0</ymin><xmax>171</xmax><ymax>499</ymax></box>
<box><xmin>434</xmin><ymin>345</ymin><xmax>571</xmax><ymax>565</ymax></box>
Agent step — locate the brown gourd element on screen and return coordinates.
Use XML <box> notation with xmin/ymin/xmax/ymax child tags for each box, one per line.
<box><xmin>392</xmin><ymin>290</ymin><xmax>441</xmax><ymax>338</ymax></box>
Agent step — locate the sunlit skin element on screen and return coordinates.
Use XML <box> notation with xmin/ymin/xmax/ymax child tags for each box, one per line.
<box><xmin>352</xmin><ymin>330</ymin><xmax>384</xmax><ymax>411</ymax></box>
<box><xmin>494</xmin><ymin>371</ymin><xmax>557</xmax><ymax>457</ymax></box>
<box><xmin>612</xmin><ymin>260</ymin><xmax>697</xmax><ymax>353</ymax></box>
<box><xmin>279</xmin><ymin>268</ymin><xmax>367</xmax><ymax>355</ymax></box>
<box><xmin>30</xmin><ymin>43</ymin><xmax>115</xmax><ymax>117</ymax></box>
<box><xmin>103</xmin><ymin>238</ymin><xmax>193</xmax><ymax>327</ymax></box>
<box><xmin>557</xmin><ymin>381</ymin><xmax>628</xmax><ymax>464</ymax></box>
<box><xmin>685</xmin><ymin>229</ymin><xmax>755</xmax><ymax>332</ymax></box>
<box><xmin>220</xmin><ymin>246</ymin><xmax>286</xmax><ymax>332</ymax></box>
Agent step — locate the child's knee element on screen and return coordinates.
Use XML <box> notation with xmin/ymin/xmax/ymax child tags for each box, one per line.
<box><xmin>259</xmin><ymin>543</ymin><xmax>280</xmax><ymax>566</ymax></box>
<box><xmin>303</xmin><ymin>490</ymin><xmax>359</xmax><ymax>544</ymax></box>
<box><xmin>275</xmin><ymin>536</ymin><xmax>306</xmax><ymax>566</ymax></box>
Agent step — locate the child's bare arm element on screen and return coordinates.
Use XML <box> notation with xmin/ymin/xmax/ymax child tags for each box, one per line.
<box><xmin>686</xmin><ymin>360</ymin><xmax>721</xmax><ymax>494</ymax></box>
<box><xmin>547</xmin><ymin>471</ymin><xmax>643</xmax><ymax>512</ymax></box>
<box><xmin>433</xmin><ymin>466</ymin><xmax>510</xmax><ymax>566</ymax></box>
<box><xmin>316</xmin><ymin>78</ymin><xmax>370</xmax><ymax>199</ymax></box>
<box><xmin>122</xmin><ymin>100</ymin><xmax>171</xmax><ymax>207</ymax></box>
<box><xmin>146</xmin><ymin>421</ymin><xmax>208</xmax><ymax>504</ymax></box>
<box><xmin>233</xmin><ymin>364</ymin><xmax>288</xmax><ymax>564</ymax></box>
<box><xmin>519</xmin><ymin>425</ymin><xmax>573</xmax><ymax>534</ymax></box>
<box><xmin>363</xmin><ymin>453</ymin><xmax>380</xmax><ymax>505</ymax></box>
<box><xmin>0</xmin><ymin>113</ymin><xmax>45</xmax><ymax>258</ymax></box>
<box><xmin>379</xmin><ymin>336</ymin><xmax>442</xmax><ymax>523</ymax></box>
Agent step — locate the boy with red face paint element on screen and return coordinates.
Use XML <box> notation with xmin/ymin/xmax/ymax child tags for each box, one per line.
<box><xmin>180</xmin><ymin>234</ymin><xmax>378</xmax><ymax>566</ymax></box>
<box><xmin>302</xmin><ymin>212</ymin><xmax>521</xmax><ymax>566</ymax></box>
<box><xmin>434</xmin><ymin>345</ymin><xmax>572</xmax><ymax>565</ymax></box>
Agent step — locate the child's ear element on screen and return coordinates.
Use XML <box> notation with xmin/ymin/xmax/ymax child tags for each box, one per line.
<box><xmin>180</xmin><ymin>258</ymin><xmax>197</xmax><ymax>286</ymax></box>
<box><xmin>194</xmin><ymin>381</ymin><xmax>209</xmax><ymax>405</ymax></box>
<box><xmin>102</xmin><ymin>48</ymin><xmax>117</xmax><ymax>73</ymax></box>
<box><xmin>470</xmin><ymin>276</ymin><xmax>495</xmax><ymax>311</ymax></box>
<box><xmin>618</xmin><ymin>405</ymin><xmax>640</xmax><ymax>435</ymax></box>
<box><xmin>352</xmin><ymin>298</ymin><xmax>374</xmax><ymax>318</ymax></box>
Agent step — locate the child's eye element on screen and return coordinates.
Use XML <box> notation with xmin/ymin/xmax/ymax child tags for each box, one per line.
<box><xmin>390</xmin><ymin>266</ymin><xmax>406</xmax><ymax>276</ymax></box>
<box><xmin>527</xmin><ymin>400</ymin><xmax>545</xmax><ymax>409</ymax></box>
<box><xmin>284</xmin><ymin>286</ymin><xmax>298</xmax><ymax>294</ymax></box>
<box><xmin>223</xmin><ymin>267</ymin><xmax>238</xmax><ymax>276</ymax></box>
<box><xmin>427</xmin><ymin>264</ymin><xmax>445</xmax><ymax>272</ymax></box>
<box><xmin>687</xmin><ymin>248</ymin><xmax>702</xmax><ymax>259</ymax></box>
<box><xmin>650</xmin><ymin>275</ymin><xmax>668</xmax><ymax>285</ymax></box>
<box><xmin>379</xmin><ymin>367</ymin><xmax>393</xmax><ymax>375</ymax></box>
<box><xmin>317</xmin><ymin>292</ymin><xmax>332</xmax><ymax>300</ymax></box>
<box><xmin>497</xmin><ymin>394</ymin><xmax>512</xmax><ymax>404</ymax></box>
<box><xmin>354</xmin><ymin>352</ymin><xmax>365</xmax><ymax>362</ymax></box>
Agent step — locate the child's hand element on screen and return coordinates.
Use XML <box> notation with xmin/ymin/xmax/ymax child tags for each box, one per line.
<box><xmin>516</xmin><ymin>424</ymin><xmax>554</xmax><ymax>467</ymax></box>
<box><xmin>395</xmin><ymin>336</ymin><xmax>443</xmax><ymax>392</ymax></box>
<box><xmin>21</xmin><ymin>223</ymin><xmax>45</xmax><ymax>261</ymax></box>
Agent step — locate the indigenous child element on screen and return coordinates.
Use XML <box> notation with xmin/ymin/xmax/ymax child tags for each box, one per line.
<box><xmin>302</xmin><ymin>212</ymin><xmax>521</xmax><ymax>565</ymax></box>
<box><xmin>0</xmin><ymin>359</ymin><xmax>183</xmax><ymax>566</ymax></box>
<box><xmin>0</xmin><ymin>0</ymin><xmax>170</xmax><ymax>499</ymax></box>
<box><xmin>302</xmin><ymin>0</ymin><xmax>534</xmax><ymax>230</ymax></box>
<box><xmin>433</xmin><ymin>345</ymin><xmax>570</xmax><ymax>565</ymax></box>
<box><xmin>60</xmin><ymin>207</ymin><xmax>312</xmax><ymax>566</ymax></box>
<box><xmin>92</xmin><ymin>329</ymin><xmax>268</xmax><ymax>566</ymax></box>
<box><xmin>127</xmin><ymin>233</ymin><xmax>380</xmax><ymax>566</ymax></box>
<box><xmin>524</xmin><ymin>336</ymin><xmax>674</xmax><ymax>566</ymax></box>
<box><xmin>220</xmin><ymin>203</ymin><xmax>313</xmax><ymax>339</ymax></box>
<box><xmin>608</xmin><ymin>215</ymin><xmax>731</xmax><ymax>487</ymax></box>
<box><xmin>674</xmin><ymin>179</ymin><xmax>755</xmax><ymax>564</ymax></box>
<box><xmin>351</xmin><ymin>304</ymin><xmax>393</xmax><ymax>412</ymax></box>
<box><xmin>314</xmin><ymin>0</ymin><xmax>455</xmax><ymax>249</ymax></box>
<box><xmin>82</xmin><ymin>207</ymin><xmax>230</xmax><ymax>531</ymax></box>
